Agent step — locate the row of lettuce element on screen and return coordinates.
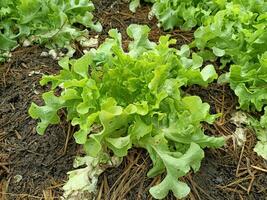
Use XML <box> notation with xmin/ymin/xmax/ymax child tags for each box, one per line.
<box><xmin>0</xmin><ymin>0</ymin><xmax>101</xmax><ymax>61</ymax></box>
<box><xmin>2</xmin><ymin>0</ymin><xmax>266</xmax><ymax>199</ymax></box>
<box><xmin>131</xmin><ymin>0</ymin><xmax>267</xmax><ymax>159</ymax></box>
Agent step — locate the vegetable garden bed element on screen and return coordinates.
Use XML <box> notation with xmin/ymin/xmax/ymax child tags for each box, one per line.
<box><xmin>0</xmin><ymin>0</ymin><xmax>266</xmax><ymax>199</ymax></box>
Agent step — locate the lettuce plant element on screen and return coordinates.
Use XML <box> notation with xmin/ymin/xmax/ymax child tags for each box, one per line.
<box><xmin>228</xmin><ymin>52</ymin><xmax>267</xmax><ymax>160</ymax></box>
<box><xmin>131</xmin><ymin>0</ymin><xmax>266</xmax><ymax>31</ymax></box>
<box><xmin>29</xmin><ymin>25</ymin><xmax>224</xmax><ymax>199</ymax></box>
<box><xmin>130</xmin><ymin>0</ymin><xmax>225</xmax><ymax>30</ymax></box>
<box><xmin>129</xmin><ymin>0</ymin><xmax>155</xmax><ymax>12</ymax></box>
<box><xmin>195</xmin><ymin>1</ymin><xmax>267</xmax><ymax>159</ymax></box>
<box><xmin>193</xmin><ymin>2</ymin><xmax>267</xmax><ymax>107</ymax></box>
<box><xmin>0</xmin><ymin>0</ymin><xmax>101</xmax><ymax>62</ymax></box>
<box><xmin>249</xmin><ymin>110</ymin><xmax>267</xmax><ymax>160</ymax></box>
<box><xmin>131</xmin><ymin>0</ymin><xmax>267</xmax><ymax>158</ymax></box>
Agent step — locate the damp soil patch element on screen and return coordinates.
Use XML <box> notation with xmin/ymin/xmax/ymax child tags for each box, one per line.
<box><xmin>0</xmin><ymin>46</ymin><xmax>78</xmax><ymax>199</ymax></box>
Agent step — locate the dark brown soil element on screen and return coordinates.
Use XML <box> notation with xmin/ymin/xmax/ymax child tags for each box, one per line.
<box><xmin>0</xmin><ymin>47</ymin><xmax>78</xmax><ymax>199</ymax></box>
<box><xmin>1</xmin><ymin>0</ymin><xmax>267</xmax><ymax>200</ymax></box>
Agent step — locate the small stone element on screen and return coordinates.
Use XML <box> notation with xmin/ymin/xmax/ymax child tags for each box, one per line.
<box><xmin>33</xmin><ymin>90</ymin><xmax>40</xmax><ymax>95</ymax></box>
<box><xmin>28</xmin><ymin>70</ymin><xmax>42</xmax><ymax>76</ymax></box>
<box><xmin>23</xmin><ymin>39</ymin><xmax>31</xmax><ymax>47</ymax></box>
<box><xmin>40</xmin><ymin>51</ymin><xmax>49</xmax><ymax>57</ymax></box>
<box><xmin>48</xmin><ymin>49</ymin><xmax>57</xmax><ymax>60</ymax></box>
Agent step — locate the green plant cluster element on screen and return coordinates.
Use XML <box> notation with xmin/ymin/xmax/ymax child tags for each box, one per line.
<box><xmin>0</xmin><ymin>0</ymin><xmax>101</xmax><ymax>62</ymax></box>
<box><xmin>193</xmin><ymin>2</ymin><xmax>267</xmax><ymax>107</ymax></box>
<box><xmin>131</xmin><ymin>0</ymin><xmax>267</xmax><ymax>160</ymax></box>
<box><xmin>248</xmin><ymin>109</ymin><xmax>267</xmax><ymax>160</ymax></box>
<box><xmin>29</xmin><ymin>25</ymin><xmax>225</xmax><ymax>199</ymax></box>
<box><xmin>193</xmin><ymin>1</ymin><xmax>267</xmax><ymax>159</ymax></box>
<box><xmin>130</xmin><ymin>0</ymin><xmax>225</xmax><ymax>30</ymax></box>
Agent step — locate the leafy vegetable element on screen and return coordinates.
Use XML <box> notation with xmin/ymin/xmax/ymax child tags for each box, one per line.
<box><xmin>130</xmin><ymin>0</ymin><xmax>227</xmax><ymax>30</ymax></box>
<box><xmin>0</xmin><ymin>0</ymin><xmax>101</xmax><ymax>62</ymax></box>
<box><xmin>193</xmin><ymin>2</ymin><xmax>267</xmax><ymax>110</ymax></box>
<box><xmin>129</xmin><ymin>0</ymin><xmax>154</xmax><ymax>12</ymax></box>
<box><xmin>132</xmin><ymin>0</ymin><xmax>267</xmax><ymax>158</ymax></box>
<box><xmin>248</xmin><ymin>110</ymin><xmax>267</xmax><ymax>160</ymax></box>
<box><xmin>29</xmin><ymin>25</ymin><xmax>224</xmax><ymax>199</ymax></box>
<box><xmin>227</xmin><ymin>52</ymin><xmax>267</xmax><ymax>111</ymax></box>
<box><xmin>194</xmin><ymin>2</ymin><xmax>267</xmax><ymax>158</ymax></box>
